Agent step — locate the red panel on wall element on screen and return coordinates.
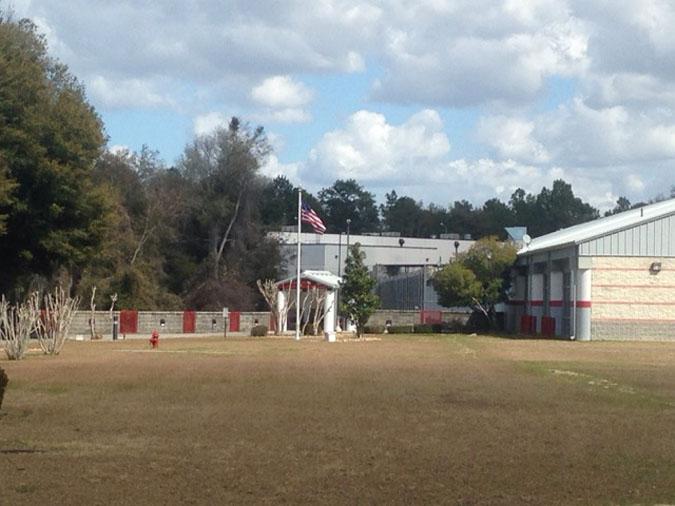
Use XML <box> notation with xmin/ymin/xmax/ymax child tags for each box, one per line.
<box><xmin>229</xmin><ymin>311</ymin><xmax>241</xmax><ymax>332</ymax></box>
<box><xmin>519</xmin><ymin>314</ymin><xmax>537</xmax><ymax>335</ymax></box>
<box><xmin>119</xmin><ymin>310</ymin><xmax>138</xmax><ymax>334</ymax></box>
<box><xmin>420</xmin><ymin>310</ymin><xmax>442</xmax><ymax>324</ymax></box>
<box><xmin>541</xmin><ymin>316</ymin><xmax>555</xmax><ymax>337</ymax></box>
<box><xmin>183</xmin><ymin>311</ymin><xmax>196</xmax><ymax>333</ymax></box>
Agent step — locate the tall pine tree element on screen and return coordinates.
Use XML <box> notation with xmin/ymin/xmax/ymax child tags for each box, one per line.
<box><xmin>340</xmin><ymin>243</ymin><xmax>379</xmax><ymax>337</ymax></box>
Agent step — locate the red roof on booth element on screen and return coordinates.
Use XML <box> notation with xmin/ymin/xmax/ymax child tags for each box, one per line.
<box><xmin>276</xmin><ymin>270</ymin><xmax>341</xmax><ymax>290</ymax></box>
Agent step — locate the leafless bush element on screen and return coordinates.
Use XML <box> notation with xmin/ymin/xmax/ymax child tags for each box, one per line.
<box><xmin>300</xmin><ymin>287</ymin><xmax>329</xmax><ymax>336</ymax></box>
<box><xmin>0</xmin><ymin>293</ymin><xmax>39</xmax><ymax>360</ymax></box>
<box><xmin>89</xmin><ymin>286</ymin><xmax>101</xmax><ymax>340</ymax></box>
<box><xmin>257</xmin><ymin>279</ymin><xmax>295</xmax><ymax>335</ymax></box>
<box><xmin>35</xmin><ymin>287</ymin><xmax>80</xmax><ymax>355</ymax></box>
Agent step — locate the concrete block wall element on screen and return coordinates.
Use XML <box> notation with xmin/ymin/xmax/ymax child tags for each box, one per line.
<box><xmin>591</xmin><ymin>256</ymin><xmax>675</xmax><ymax>340</ymax></box>
<box><xmin>365</xmin><ymin>310</ymin><xmax>470</xmax><ymax>327</ymax></box>
<box><xmin>195</xmin><ymin>312</ymin><xmax>225</xmax><ymax>333</ymax></box>
<box><xmin>366</xmin><ymin>310</ymin><xmax>419</xmax><ymax>327</ymax></box>
<box><xmin>68</xmin><ymin>308</ymin><xmax>470</xmax><ymax>339</ymax></box>
<box><xmin>239</xmin><ymin>312</ymin><xmax>273</xmax><ymax>330</ymax></box>
<box><xmin>70</xmin><ymin>311</ymin><xmax>116</xmax><ymax>338</ymax></box>
<box><xmin>137</xmin><ymin>312</ymin><xmax>183</xmax><ymax>334</ymax></box>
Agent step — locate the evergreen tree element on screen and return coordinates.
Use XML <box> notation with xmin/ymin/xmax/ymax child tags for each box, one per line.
<box><xmin>318</xmin><ymin>179</ymin><xmax>379</xmax><ymax>234</ymax></box>
<box><xmin>340</xmin><ymin>243</ymin><xmax>379</xmax><ymax>337</ymax></box>
<box><xmin>0</xmin><ymin>14</ymin><xmax>107</xmax><ymax>295</ymax></box>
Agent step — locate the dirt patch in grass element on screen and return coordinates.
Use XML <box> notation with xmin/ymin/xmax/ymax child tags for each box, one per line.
<box><xmin>1</xmin><ymin>335</ymin><xmax>674</xmax><ymax>505</ymax></box>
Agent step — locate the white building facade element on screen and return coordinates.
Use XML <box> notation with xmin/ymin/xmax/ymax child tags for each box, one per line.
<box><xmin>271</xmin><ymin>232</ymin><xmax>474</xmax><ymax>310</ymax></box>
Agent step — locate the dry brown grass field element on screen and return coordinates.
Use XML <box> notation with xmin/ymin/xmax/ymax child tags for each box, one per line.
<box><xmin>1</xmin><ymin>334</ymin><xmax>675</xmax><ymax>505</ymax></box>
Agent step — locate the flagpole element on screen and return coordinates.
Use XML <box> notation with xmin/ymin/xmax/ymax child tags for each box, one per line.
<box><xmin>295</xmin><ymin>188</ymin><xmax>302</xmax><ymax>341</ymax></box>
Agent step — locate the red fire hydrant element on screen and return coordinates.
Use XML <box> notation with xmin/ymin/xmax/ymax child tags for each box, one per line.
<box><xmin>149</xmin><ymin>330</ymin><xmax>159</xmax><ymax>349</ymax></box>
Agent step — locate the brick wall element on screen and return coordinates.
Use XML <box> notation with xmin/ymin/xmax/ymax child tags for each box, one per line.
<box><xmin>592</xmin><ymin>320</ymin><xmax>675</xmax><ymax>341</ymax></box>
<box><xmin>591</xmin><ymin>256</ymin><xmax>675</xmax><ymax>340</ymax></box>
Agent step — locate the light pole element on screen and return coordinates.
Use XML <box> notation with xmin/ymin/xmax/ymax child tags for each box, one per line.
<box><xmin>346</xmin><ymin>218</ymin><xmax>351</xmax><ymax>256</ymax></box>
<box><xmin>337</xmin><ymin>232</ymin><xmax>343</xmax><ymax>277</ymax></box>
<box><xmin>336</xmin><ymin>232</ymin><xmax>343</xmax><ymax>330</ymax></box>
<box><xmin>344</xmin><ymin>219</ymin><xmax>352</xmax><ymax>331</ymax></box>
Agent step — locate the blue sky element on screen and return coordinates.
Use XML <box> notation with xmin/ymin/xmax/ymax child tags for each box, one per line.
<box><xmin>11</xmin><ymin>0</ymin><xmax>675</xmax><ymax>210</ymax></box>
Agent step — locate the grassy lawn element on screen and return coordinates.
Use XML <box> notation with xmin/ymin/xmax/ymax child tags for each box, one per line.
<box><xmin>1</xmin><ymin>334</ymin><xmax>675</xmax><ymax>505</ymax></box>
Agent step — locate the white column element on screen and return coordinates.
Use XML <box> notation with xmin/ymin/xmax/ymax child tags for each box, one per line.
<box><xmin>323</xmin><ymin>289</ymin><xmax>336</xmax><ymax>342</ymax></box>
<box><xmin>276</xmin><ymin>289</ymin><xmax>288</xmax><ymax>333</ymax></box>
<box><xmin>575</xmin><ymin>268</ymin><xmax>592</xmax><ymax>341</ymax></box>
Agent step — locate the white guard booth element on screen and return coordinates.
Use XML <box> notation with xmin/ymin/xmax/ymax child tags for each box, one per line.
<box><xmin>276</xmin><ymin>270</ymin><xmax>342</xmax><ymax>342</ymax></box>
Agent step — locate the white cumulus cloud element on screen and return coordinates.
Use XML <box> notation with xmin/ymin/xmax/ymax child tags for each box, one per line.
<box><xmin>305</xmin><ymin>109</ymin><xmax>450</xmax><ymax>183</ymax></box>
<box><xmin>89</xmin><ymin>76</ymin><xmax>175</xmax><ymax>109</ymax></box>
<box><xmin>250</xmin><ymin>75</ymin><xmax>314</xmax><ymax>123</ymax></box>
<box><xmin>193</xmin><ymin>112</ymin><xmax>229</xmax><ymax>136</ymax></box>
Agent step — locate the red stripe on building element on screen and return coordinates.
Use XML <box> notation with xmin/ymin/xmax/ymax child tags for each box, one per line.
<box><xmin>594</xmin><ymin>284</ymin><xmax>675</xmax><ymax>289</ymax></box>
<box><xmin>576</xmin><ymin>301</ymin><xmax>592</xmax><ymax>308</ymax></box>
<box><xmin>530</xmin><ymin>300</ymin><xmax>544</xmax><ymax>306</ymax></box>
<box><xmin>549</xmin><ymin>300</ymin><xmax>563</xmax><ymax>307</ymax></box>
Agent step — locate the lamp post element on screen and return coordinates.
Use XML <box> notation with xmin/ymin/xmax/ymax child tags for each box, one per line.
<box><xmin>346</xmin><ymin>218</ymin><xmax>351</xmax><ymax>255</ymax></box>
<box><xmin>336</xmin><ymin>232</ymin><xmax>343</xmax><ymax>331</ymax></box>
<box><xmin>344</xmin><ymin>220</ymin><xmax>352</xmax><ymax>331</ymax></box>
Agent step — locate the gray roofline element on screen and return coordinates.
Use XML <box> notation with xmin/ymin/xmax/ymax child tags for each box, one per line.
<box><xmin>518</xmin><ymin>198</ymin><xmax>675</xmax><ymax>256</ymax></box>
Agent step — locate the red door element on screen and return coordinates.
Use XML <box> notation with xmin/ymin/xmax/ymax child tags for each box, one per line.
<box><xmin>183</xmin><ymin>311</ymin><xmax>196</xmax><ymax>333</ymax></box>
<box><xmin>420</xmin><ymin>310</ymin><xmax>442</xmax><ymax>324</ymax></box>
<box><xmin>119</xmin><ymin>310</ymin><xmax>138</xmax><ymax>334</ymax></box>
<box><xmin>229</xmin><ymin>311</ymin><xmax>241</xmax><ymax>332</ymax></box>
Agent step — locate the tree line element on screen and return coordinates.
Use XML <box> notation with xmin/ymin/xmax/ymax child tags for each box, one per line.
<box><xmin>0</xmin><ymin>12</ymin><xmax>659</xmax><ymax>311</ymax></box>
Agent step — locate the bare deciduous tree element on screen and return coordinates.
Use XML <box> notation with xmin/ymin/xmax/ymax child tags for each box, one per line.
<box><xmin>256</xmin><ymin>279</ymin><xmax>294</xmax><ymax>335</ymax></box>
<box><xmin>109</xmin><ymin>293</ymin><xmax>117</xmax><ymax>314</ymax></box>
<box><xmin>298</xmin><ymin>288</ymin><xmax>314</xmax><ymax>335</ymax></box>
<box><xmin>0</xmin><ymin>293</ymin><xmax>39</xmax><ymax>360</ymax></box>
<box><xmin>299</xmin><ymin>288</ymin><xmax>332</xmax><ymax>336</ymax></box>
<box><xmin>311</xmin><ymin>289</ymin><xmax>331</xmax><ymax>336</ymax></box>
<box><xmin>89</xmin><ymin>286</ymin><xmax>101</xmax><ymax>340</ymax></box>
<box><xmin>35</xmin><ymin>287</ymin><xmax>80</xmax><ymax>355</ymax></box>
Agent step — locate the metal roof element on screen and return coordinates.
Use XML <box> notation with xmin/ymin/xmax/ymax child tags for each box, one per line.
<box><xmin>519</xmin><ymin>198</ymin><xmax>675</xmax><ymax>256</ymax></box>
<box><xmin>277</xmin><ymin>270</ymin><xmax>342</xmax><ymax>289</ymax></box>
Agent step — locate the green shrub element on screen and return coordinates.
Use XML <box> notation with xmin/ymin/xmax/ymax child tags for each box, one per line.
<box><xmin>250</xmin><ymin>325</ymin><xmax>268</xmax><ymax>337</ymax></box>
<box><xmin>0</xmin><ymin>367</ymin><xmax>7</xmax><ymax>412</ymax></box>
<box><xmin>363</xmin><ymin>324</ymin><xmax>385</xmax><ymax>334</ymax></box>
<box><xmin>387</xmin><ymin>325</ymin><xmax>413</xmax><ymax>334</ymax></box>
<box><xmin>414</xmin><ymin>323</ymin><xmax>446</xmax><ymax>334</ymax></box>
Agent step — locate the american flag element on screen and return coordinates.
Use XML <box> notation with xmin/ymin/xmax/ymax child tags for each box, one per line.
<box><xmin>301</xmin><ymin>201</ymin><xmax>326</xmax><ymax>235</ymax></box>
